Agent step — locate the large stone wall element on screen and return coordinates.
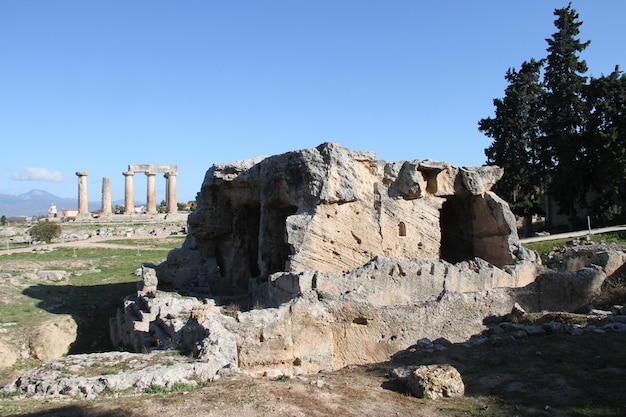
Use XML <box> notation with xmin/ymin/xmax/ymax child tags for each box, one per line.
<box><xmin>112</xmin><ymin>142</ymin><xmax>587</xmax><ymax>377</ymax></box>
<box><xmin>156</xmin><ymin>142</ymin><xmax>532</xmax><ymax>300</ymax></box>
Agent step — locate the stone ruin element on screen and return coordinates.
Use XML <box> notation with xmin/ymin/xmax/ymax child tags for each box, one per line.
<box><xmin>110</xmin><ymin>142</ymin><xmax>622</xmax><ymax>378</ymax></box>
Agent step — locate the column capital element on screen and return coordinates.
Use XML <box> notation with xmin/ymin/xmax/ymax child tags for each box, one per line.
<box><xmin>76</xmin><ymin>171</ymin><xmax>88</xmax><ymax>177</ymax></box>
<box><xmin>123</xmin><ymin>171</ymin><xmax>135</xmax><ymax>177</ymax></box>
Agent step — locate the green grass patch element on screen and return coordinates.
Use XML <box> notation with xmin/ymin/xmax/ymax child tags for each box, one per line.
<box><xmin>522</xmin><ymin>237</ymin><xmax>572</xmax><ymax>254</ymax></box>
<box><xmin>145</xmin><ymin>381</ymin><xmax>197</xmax><ymax>395</ymax></box>
<box><xmin>0</xmin><ymin>239</ymin><xmax>182</xmax><ymax>357</ymax></box>
<box><xmin>104</xmin><ymin>236</ymin><xmax>186</xmax><ymax>249</ymax></box>
<box><xmin>523</xmin><ymin>231</ymin><xmax>626</xmax><ymax>255</ymax></box>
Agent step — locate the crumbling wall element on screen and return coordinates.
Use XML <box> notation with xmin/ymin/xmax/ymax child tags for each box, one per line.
<box><xmin>157</xmin><ymin>142</ymin><xmax>525</xmax><ymax>301</ymax></box>
<box><xmin>110</xmin><ymin>143</ymin><xmax>624</xmax><ymax>378</ymax></box>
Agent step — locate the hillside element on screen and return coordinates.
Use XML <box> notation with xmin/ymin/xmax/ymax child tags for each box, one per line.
<box><xmin>0</xmin><ymin>190</ymin><xmax>128</xmax><ymax>217</ymax></box>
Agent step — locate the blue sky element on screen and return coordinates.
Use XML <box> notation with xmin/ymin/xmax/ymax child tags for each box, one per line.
<box><xmin>1</xmin><ymin>1</ymin><xmax>625</xmax><ymax>204</ymax></box>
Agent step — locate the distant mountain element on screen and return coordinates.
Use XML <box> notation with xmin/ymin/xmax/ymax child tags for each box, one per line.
<box><xmin>0</xmin><ymin>190</ymin><xmax>129</xmax><ymax>218</ymax></box>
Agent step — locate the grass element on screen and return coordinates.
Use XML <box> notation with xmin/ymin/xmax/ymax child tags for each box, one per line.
<box><xmin>145</xmin><ymin>381</ymin><xmax>197</xmax><ymax>395</ymax></box>
<box><xmin>523</xmin><ymin>230</ymin><xmax>626</xmax><ymax>255</ymax></box>
<box><xmin>0</xmin><ymin>236</ymin><xmax>183</xmax><ymax>386</ymax></box>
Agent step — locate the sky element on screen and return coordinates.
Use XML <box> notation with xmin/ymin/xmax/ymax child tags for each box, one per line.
<box><xmin>2</xmin><ymin>1</ymin><xmax>626</xmax><ymax>204</ymax></box>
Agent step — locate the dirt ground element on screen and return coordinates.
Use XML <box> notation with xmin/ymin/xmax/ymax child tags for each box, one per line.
<box><xmin>2</xmin><ymin>233</ymin><xmax>626</xmax><ymax>416</ymax></box>
<box><xmin>3</xmin><ymin>328</ymin><xmax>625</xmax><ymax>417</ymax></box>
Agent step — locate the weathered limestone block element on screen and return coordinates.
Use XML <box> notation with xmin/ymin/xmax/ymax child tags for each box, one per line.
<box><xmin>459</xmin><ymin>166</ymin><xmax>503</xmax><ymax>196</ymax></box>
<box><xmin>262</xmin><ymin>256</ymin><xmax>522</xmax><ymax>307</ymax></box>
<box><xmin>0</xmin><ymin>339</ymin><xmax>18</xmax><ymax>368</ymax></box>
<box><xmin>138</xmin><ymin>264</ymin><xmax>158</xmax><ymax>295</ymax></box>
<box><xmin>160</xmin><ymin>142</ymin><xmax>524</xmax><ymax>299</ymax></box>
<box><xmin>36</xmin><ymin>270</ymin><xmax>70</xmax><ymax>282</ymax></box>
<box><xmin>407</xmin><ymin>364</ymin><xmax>465</xmax><ymax>399</ymax></box>
<box><xmin>109</xmin><ymin>252</ymin><xmax>618</xmax><ymax>376</ymax></box>
<box><xmin>112</xmin><ymin>142</ymin><xmax>602</xmax><ymax>378</ymax></box>
<box><xmin>29</xmin><ymin>316</ymin><xmax>77</xmax><ymax>361</ymax></box>
<box><xmin>528</xmin><ymin>266</ymin><xmax>606</xmax><ymax>312</ymax></box>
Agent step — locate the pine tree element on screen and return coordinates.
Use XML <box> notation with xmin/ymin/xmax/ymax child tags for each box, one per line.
<box><xmin>542</xmin><ymin>3</ymin><xmax>590</xmax><ymax>228</ymax></box>
<box><xmin>584</xmin><ymin>66</ymin><xmax>626</xmax><ymax>223</ymax></box>
<box><xmin>478</xmin><ymin>59</ymin><xmax>545</xmax><ymax>236</ymax></box>
<box><xmin>480</xmin><ymin>4</ymin><xmax>626</xmax><ymax>231</ymax></box>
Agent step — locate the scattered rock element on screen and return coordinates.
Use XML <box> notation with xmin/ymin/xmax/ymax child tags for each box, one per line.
<box><xmin>407</xmin><ymin>364</ymin><xmax>465</xmax><ymax>399</ymax></box>
<box><xmin>36</xmin><ymin>270</ymin><xmax>69</xmax><ymax>282</ymax></box>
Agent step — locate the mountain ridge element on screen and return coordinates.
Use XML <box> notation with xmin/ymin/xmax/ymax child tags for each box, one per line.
<box><xmin>0</xmin><ymin>190</ymin><xmax>130</xmax><ymax>217</ymax></box>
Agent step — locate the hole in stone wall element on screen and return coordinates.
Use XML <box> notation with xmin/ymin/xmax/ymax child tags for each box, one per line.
<box><xmin>398</xmin><ymin>222</ymin><xmax>406</xmax><ymax>237</ymax></box>
<box><xmin>440</xmin><ymin>195</ymin><xmax>474</xmax><ymax>264</ymax></box>
<box><xmin>421</xmin><ymin>169</ymin><xmax>439</xmax><ymax>194</ymax></box>
<box><xmin>245</xmin><ymin>204</ymin><xmax>261</xmax><ymax>277</ymax></box>
<box><xmin>260</xmin><ymin>203</ymin><xmax>298</xmax><ymax>275</ymax></box>
<box><xmin>352</xmin><ymin>317</ymin><xmax>368</xmax><ymax>325</ymax></box>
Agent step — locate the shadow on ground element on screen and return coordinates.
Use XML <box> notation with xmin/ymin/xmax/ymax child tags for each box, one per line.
<box><xmin>7</xmin><ymin>405</ymin><xmax>143</xmax><ymax>417</ymax></box>
<box><xmin>386</xmin><ymin>329</ymin><xmax>626</xmax><ymax>416</ymax></box>
<box><xmin>23</xmin><ymin>281</ymin><xmax>138</xmax><ymax>354</ymax></box>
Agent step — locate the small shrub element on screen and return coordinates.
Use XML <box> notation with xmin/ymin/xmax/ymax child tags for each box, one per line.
<box><xmin>224</xmin><ymin>303</ymin><xmax>240</xmax><ymax>317</ymax></box>
<box><xmin>272</xmin><ymin>374</ymin><xmax>290</xmax><ymax>382</ymax></box>
<box><xmin>145</xmin><ymin>382</ymin><xmax>196</xmax><ymax>394</ymax></box>
<box><xmin>145</xmin><ymin>384</ymin><xmax>169</xmax><ymax>394</ymax></box>
<box><xmin>0</xmin><ymin>388</ymin><xmax>20</xmax><ymax>399</ymax></box>
<box><xmin>29</xmin><ymin>221</ymin><xmax>62</xmax><ymax>243</ymax></box>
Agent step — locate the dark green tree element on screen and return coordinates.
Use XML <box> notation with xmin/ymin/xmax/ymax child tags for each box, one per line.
<box><xmin>542</xmin><ymin>3</ymin><xmax>590</xmax><ymax>227</ymax></box>
<box><xmin>584</xmin><ymin>66</ymin><xmax>626</xmax><ymax>223</ymax></box>
<box><xmin>481</xmin><ymin>4</ymin><xmax>626</xmax><ymax>231</ymax></box>
<box><xmin>0</xmin><ymin>215</ymin><xmax>6</xmax><ymax>226</ymax></box>
<box><xmin>29</xmin><ymin>220</ymin><xmax>62</xmax><ymax>243</ymax></box>
<box><xmin>479</xmin><ymin>59</ymin><xmax>545</xmax><ymax>236</ymax></box>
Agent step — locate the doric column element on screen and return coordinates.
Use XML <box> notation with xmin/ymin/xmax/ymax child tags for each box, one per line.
<box><xmin>101</xmin><ymin>177</ymin><xmax>112</xmax><ymax>216</ymax></box>
<box><xmin>76</xmin><ymin>172</ymin><xmax>89</xmax><ymax>217</ymax></box>
<box><xmin>146</xmin><ymin>172</ymin><xmax>157</xmax><ymax>214</ymax></box>
<box><xmin>123</xmin><ymin>171</ymin><xmax>135</xmax><ymax>214</ymax></box>
<box><xmin>164</xmin><ymin>172</ymin><xmax>177</xmax><ymax>213</ymax></box>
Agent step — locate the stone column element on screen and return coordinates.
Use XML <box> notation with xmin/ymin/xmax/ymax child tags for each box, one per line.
<box><xmin>76</xmin><ymin>172</ymin><xmax>89</xmax><ymax>218</ymax></box>
<box><xmin>101</xmin><ymin>177</ymin><xmax>112</xmax><ymax>216</ymax></box>
<box><xmin>146</xmin><ymin>173</ymin><xmax>157</xmax><ymax>214</ymax></box>
<box><xmin>164</xmin><ymin>172</ymin><xmax>177</xmax><ymax>213</ymax></box>
<box><xmin>123</xmin><ymin>171</ymin><xmax>135</xmax><ymax>214</ymax></box>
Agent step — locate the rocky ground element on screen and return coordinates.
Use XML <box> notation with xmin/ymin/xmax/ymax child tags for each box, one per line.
<box><xmin>1</xmin><ymin>228</ymin><xmax>626</xmax><ymax>416</ymax></box>
<box><xmin>2</xmin><ymin>319</ymin><xmax>625</xmax><ymax>417</ymax></box>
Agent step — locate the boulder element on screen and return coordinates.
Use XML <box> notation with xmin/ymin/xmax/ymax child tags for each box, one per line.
<box><xmin>29</xmin><ymin>315</ymin><xmax>77</xmax><ymax>361</ymax></box>
<box><xmin>407</xmin><ymin>364</ymin><xmax>465</xmax><ymax>399</ymax></box>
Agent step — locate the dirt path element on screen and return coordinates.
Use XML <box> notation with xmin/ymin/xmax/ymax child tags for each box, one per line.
<box><xmin>519</xmin><ymin>224</ymin><xmax>626</xmax><ymax>243</ymax></box>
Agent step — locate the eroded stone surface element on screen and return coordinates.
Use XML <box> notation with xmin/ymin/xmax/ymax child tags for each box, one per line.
<box><xmin>155</xmin><ymin>142</ymin><xmax>532</xmax><ymax>298</ymax></box>
<box><xmin>108</xmin><ymin>143</ymin><xmax>622</xmax><ymax>378</ymax></box>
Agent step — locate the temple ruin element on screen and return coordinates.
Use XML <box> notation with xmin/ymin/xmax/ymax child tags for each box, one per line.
<box><xmin>75</xmin><ymin>164</ymin><xmax>178</xmax><ymax>218</ymax></box>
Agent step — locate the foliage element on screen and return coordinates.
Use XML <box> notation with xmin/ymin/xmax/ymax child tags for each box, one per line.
<box><xmin>29</xmin><ymin>220</ymin><xmax>62</xmax><ymax>242</ymax></box>
<box><xmin>522</xmin><ymin>231</ymin><xmax>626</xmax><ymax>255</ymax></box>
<box><xmin>542</xmin><ymin>4</ymin><xmax>590</xmax><ymax>222</ymax></box>
<box><xmin>480</xmin><ymin>4</ymin><xmax>626</xmax><ymax>230</ymax></box>
<box><xmin>584</xmin><ymin>67</ymin><xmax>626</xmax><ymax>219</ymax></box>
<box><xmin>0</xmin><ymin>237</ymin><xmax>178</xmax><ymax>378</ymax></box>
<box><xmin>479</xmin><ymin>59</ymin><xmax>545</xmax><ymax>236</ymax></box>
<box><xmin>1</xmin><ymin>215</ymin><xmax>6</xmax><ymax>226</ymax></box>
<box><xmin>145</xmin><ymin>382</ymin><xmax>197</xmax><ymax>394</ymax></box>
